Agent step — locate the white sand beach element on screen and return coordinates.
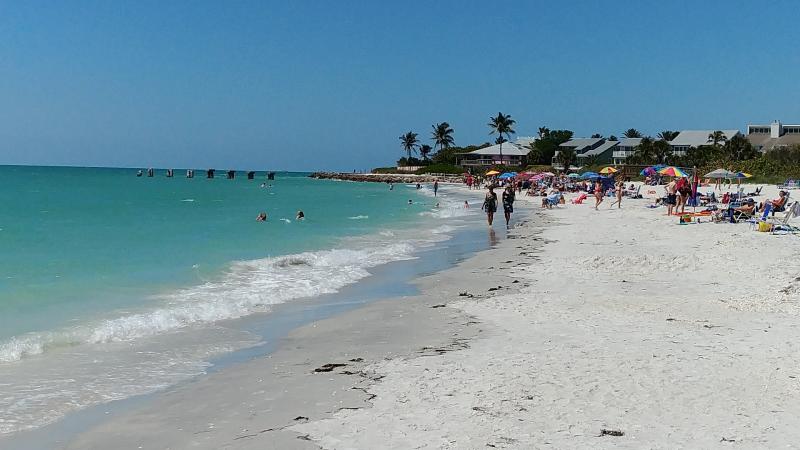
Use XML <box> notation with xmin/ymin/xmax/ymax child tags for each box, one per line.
<box><xmin>35</xmin><ymin>183</ymin><xmax>800</xmax><ymax>449</ymax></box>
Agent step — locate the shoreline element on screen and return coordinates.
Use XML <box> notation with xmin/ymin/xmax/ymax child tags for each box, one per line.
<box><xmin>4</xmin><ymin>185</ymin><xmax>530</xmax><ymax>449</ymax></box>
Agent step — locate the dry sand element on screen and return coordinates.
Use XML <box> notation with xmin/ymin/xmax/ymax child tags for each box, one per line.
<box><xmin>38</xmin><ymin>183</ymin><xmax>800</xmax><ymax>449</ymax></box>
<box><xmin>293</xmin><ymin>183</ymin><xmax>800</xmax><ymax>449</ymax></box>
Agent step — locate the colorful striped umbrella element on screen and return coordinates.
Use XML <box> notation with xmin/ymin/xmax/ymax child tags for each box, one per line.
<box><xmin>599</xmin><ymin>166</ymin><xmax>618</xmax><ymax>174</ymax></box>
<box><xmin>735</xmin><ymin>172</ymin><xmax>752</xmax><ymax>178</ymax></box>
<box><xmin>658</xmin><ymin>166</ymin><xmax>688</xmax><ymax>177</ymax></box>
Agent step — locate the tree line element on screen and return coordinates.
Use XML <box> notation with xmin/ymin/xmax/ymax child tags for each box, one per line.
<box><xmin>398</xmin><ymin>119</ymin><xmax>800</xmax><ymax>179</ymax></box>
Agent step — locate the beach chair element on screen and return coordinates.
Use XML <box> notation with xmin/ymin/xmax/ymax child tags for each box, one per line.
<box><xmin>769</xmin><ymin>201</ymin><xmax>800</xmax><ymax>233</ymax></box>
<box><xmin>748</xmin><ymin>203</ymin><xmax>772</xmax><ymax>230</ymax></box>
<box><xmin>571</xmin><ymin>193</ymin><xmax>587</xmax><ymax>204</ymax></box>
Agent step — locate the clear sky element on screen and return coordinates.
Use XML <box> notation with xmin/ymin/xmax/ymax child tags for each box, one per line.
<box><xmin>1</xmin><ymin>0</ymin><xmax>798</xmax><ymax>171</ymax></box>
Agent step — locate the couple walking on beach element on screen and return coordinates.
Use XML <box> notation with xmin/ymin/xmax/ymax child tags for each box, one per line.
<box><xmin>482</xmin><ymin>185</ymin><xmax>515</xmax><ymax>229</ymax></box>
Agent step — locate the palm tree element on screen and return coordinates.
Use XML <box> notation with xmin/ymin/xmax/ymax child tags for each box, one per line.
<box><xmin>419</xmin><ymin>144</ymin><xmax>432</xmax><ymax>160</ymax></box>
<box><xmin>399</xmin><ymin>131</ymin><xmax>418</xmax><ymax>162</ymax></box>
<box><xmin>488</xmin><ymin>112</ymin><xmax>516</xmax><ymax>163</ymax></box>
<box><xmin>631</xmin><ymin>137</ymin><xmax>655</xmax><ymax>164</ymax></box>
<box><xmin>608</xmin><ymin>135</ymin><xmax>618</xmax><ymax>141</ymax></box>
<box><xmin>591</xmin><ymin>133</ymin><xmax>603</xmax><ymax>139</ymax></box>
<box><xmin>624</xmin><ymin>128</ymin><xmax>643</xmax><ymax>138</ymax></box>
<box><xmin>538</xmin><ymin>127</ymin><xmax>550</xmax><ymax>139</ymax></box>
<box><xmin>431</xmin><ymin>122</ymin><xmax>455</xmax><ymax>153</ymax></box>
<box><xmin>708</xmin><ymin>130</ymin><xmax>727</xmax><ymax>147</ymax></box>
<box><xmin>653</xmin><ymin>140</ymin><xmax>673</xmax><ymax>164</ymax></box>
<box><xmin>556</xmin><ymin>148</ymin><xmax>576</xmax><ymax>173</ymax></box>
<box><xmin>657</xmin><ymin>130</ymin><xmax>679</xmax><ymax>141</ymax></box>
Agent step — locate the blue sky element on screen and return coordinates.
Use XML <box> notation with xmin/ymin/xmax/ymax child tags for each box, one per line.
<box><xmin>1</xmin><ymin>0</ymin><xmax>797</xmax><ymax>171</ymax></box>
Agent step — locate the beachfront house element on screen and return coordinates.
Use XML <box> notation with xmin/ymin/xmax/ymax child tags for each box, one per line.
<box><xmin>668</xmin><ymin>130</ymin><xmax>742</xmax><ymax>156</ymax></box>
<box><xmin>611</xmin><ymin>138</ymin><xmax>642</xmax><ymax>165</ymax></box>
<box><xmin>552</xmin><ymin>137</ymin><xmax>616</xmax><ymax>168</ymax></box>
<box><xmin>746</xmin><ymin>120</ymin><xmax>800</xmax><ymax>152</ymax></box>
<box><xmin>456</xmin><ymin>142</ymin><xmax>528</xmax><ymax>168</ymax></box>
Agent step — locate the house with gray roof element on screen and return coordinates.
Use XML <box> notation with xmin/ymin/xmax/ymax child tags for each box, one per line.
<box><xmin>746</xmin><ymin>121</ymin><xmax>800</xmax><ymax>151</ymax></box>
<box><xmin>669</xmin><ymin>130</ymin><xmax>742</xmax><ymax>155</ymax></box>
<box><xmin>552</xmin><ymin>137</ymin><xmax>616</xmax><ymax>167</ymax></box>
<box><xmin>611</xmin><ymin>138</ymin><xmax>642</xmax><ymax>165</ymax></box>
<box><xmin>456</xmin><ymin>142</ymin><xmax>529</xmax><ymax>168</ymax></box>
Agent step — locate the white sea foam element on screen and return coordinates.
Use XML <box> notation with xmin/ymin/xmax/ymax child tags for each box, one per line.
<box><xmin>0</xmin><ymin>241</ymin><xmax>419</xmax><ymax>363</ymax></box>
<box><xmin>181</xmin><ymin>198</ymin><xmax>195</xmax><ymax>202</ymax></box>
<box><xmin>348</xmin><ymin>215</ymin><xmax>369</xmax><ymax>220</ymax></box>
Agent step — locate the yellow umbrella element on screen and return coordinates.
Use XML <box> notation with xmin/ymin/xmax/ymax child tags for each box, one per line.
<box><xmin>485</xmin><ymin>170</ymin><xmax>500</xmax><ymax>176</ymax></box>
<box><xmin>599</xmin><ymin>166</ymin><xmax>618</xmax><ymax>174</ymax></box>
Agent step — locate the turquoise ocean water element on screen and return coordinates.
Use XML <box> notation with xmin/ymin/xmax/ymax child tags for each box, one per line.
<box><xmin>0</xmin><ymin>165</ymin><xmax>478</xmax><ymax>434</ymax></box>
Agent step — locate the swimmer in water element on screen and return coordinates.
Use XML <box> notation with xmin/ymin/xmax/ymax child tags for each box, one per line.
<box><xmin>296</xmin><ymin>210</ymin><xmax>305</xmax><ymax>220</ymax></box>
<box><xmin>256</xmin><ymin>212</ymin><xmax>267</xmax><ymax>221</ymax></box>
<box><xmin>464</xmin><ymin>200</ymin><xmax>470</xmax><ymax>208</ymax></box>
<box><xmin>435</xmin><ymin>202</ymin><xmax>440</xmax><ymax>208</ymax></box>
<box><xmin>408</xmin><ymin>199</ymin><xmax>413</xmax><ymax>205</ymax></box>
<box><xmin>260</xmin><ymin>183</ymin><xmax>266</xmax><ymax>188</ymax></box>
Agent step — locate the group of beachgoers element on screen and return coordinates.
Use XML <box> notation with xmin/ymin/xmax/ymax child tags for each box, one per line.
<box><xmin>468</xmin><ymin>169</ymin><xmax>796</xmax><ymax>231</ymax></box>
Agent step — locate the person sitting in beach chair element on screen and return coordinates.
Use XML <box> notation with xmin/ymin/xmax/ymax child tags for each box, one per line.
<box><xmin>542</xmin><ymin>191</ymin><xmax>562</xmax><ymax>209</ymax></box>
<box><xmin>732</xmin><ymin>198</ymin><xmax>757</xmax><ymax>222</ymax></box>
<box><xmin>759</xmin><ymin>191</ymin><xmax>788</xmax><ymax>215</ymax></box>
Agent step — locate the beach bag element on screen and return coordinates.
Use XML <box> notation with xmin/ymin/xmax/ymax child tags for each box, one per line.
<box><xmin>757</xmin><ymin>221</ymin><xmax>773</xmax><ymax>232</ymax></box>
<box><xmin>679</xmin><ymin>215</ymin><xmax>693</xmax><ymax>224</ymax></box>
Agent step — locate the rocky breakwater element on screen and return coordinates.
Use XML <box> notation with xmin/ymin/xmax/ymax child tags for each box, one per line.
<box><xmin>309</xmin><ymin>172</ymin><xmax>462</xmax><ymax>184</ymax></box>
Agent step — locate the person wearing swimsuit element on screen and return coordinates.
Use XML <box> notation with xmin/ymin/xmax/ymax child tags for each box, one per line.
<box><xmin>609</xmin><ymin>179</ymin><xmax>624</xmax><ymax>209</ymax></box>
<box><xmin>502</xmin><ymin>185</ymin><xmax>515</xmax><ymax>229</ymax></box>
<box><xmin>482</xmin><ymin>186</ymin><xmax>498</xmax><ymax>227</ymax></box>
<box><xmin>594</xmin><ymin>180</ymin><xmax>604</xmax><ymax>210</ymax></box>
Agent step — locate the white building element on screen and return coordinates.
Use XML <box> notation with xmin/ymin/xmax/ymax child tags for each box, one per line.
<box><xmin>611</xmin><ymin>138</ymin><xmax>642</xmax><ymax>165</ymax></box>
<box><xmin>746</xmin><ymin>120</ymin><xmax>800</xmax><ymax>151</ymax></box>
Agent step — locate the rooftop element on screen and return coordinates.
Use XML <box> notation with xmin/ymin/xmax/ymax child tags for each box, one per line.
<box><xmin>560</xmin><ymin>137</ymin><xmax>603</xmax><ymax>150</ymax></box>
<box><xmin>464</xmin><ymin>142</ymin><xmax>528</xmax><ymax>157</ymax></box>
<box><xmin>617</xmin><ymin>138</ymin><xmax>642</xmax><ymax>147</ymax></box>
<box><xmin>670</xmin><ymin>130</ymin><xmax>741</xmax><ymax>147</ymax></box>
<box><xmin>578</xmin><ymin>140</ymin><xmax>618</xmax><ymax>157</ymax></box>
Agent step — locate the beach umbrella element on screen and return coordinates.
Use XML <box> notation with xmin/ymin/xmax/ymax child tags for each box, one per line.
<box><xmin>485</xmin><ymin>170</ymin><xmax>500</xmax><ymax>176</ymax></box>
<box><xmin>567</xmin><ymin>173</ymin><xmax>580</xmax><ymax>178</ymax></box>
<box><xmin>658</xmin><ymin>166</ymin><xmax>687</xmax><ymax>177</ymax></box>
<box><xmin>498</xmin><ymin>172</ymin><xmax>516</xmax><ymax>179</ymax></box>
<box><xmin>540</xmin><ymin>172</ymin><xmax>555</xmax><ymax>177</ymax></box>
<box><xmin>599</xmin><ymin>166</ymin><xmax>618</xmax><ymax>174</ymax></box>
<box><xmin>653</xmin><ymin>164</ymin><xmax>667</xmax><ymax>171</ymax></box>
<box><xmin>704</xmin><ymin>168</ymin><xmax>735</xmax><ymax>179</ymax></box>
<box><xmin>735</xmin><ymin>172</ymin><xmax>752</xmax><ymax>178</ymax></box>
<box><xmin>580</xmin><ymin>171</ymin><xmax>599</xmax><ymax>179</ymax></box>
<box><xmin>640</xmin><ymin>166</ymin><xmax>657</xmax><ymax>176</ymax></box>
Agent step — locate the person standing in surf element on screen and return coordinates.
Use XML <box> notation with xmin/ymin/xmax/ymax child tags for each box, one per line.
<box><xmin>502</xmin><ymin>185</ymin><xmax>515</xmax><ymax>229</ymax></box>
<box><xmin>482</xmin><ymin>186</ymin><xmax>498</xmax><ymax>227</ymax></box>
<box><xmin>433</xmin><ymin>180</ymin><xmax>439</xmax><ymax>197</ymax></box>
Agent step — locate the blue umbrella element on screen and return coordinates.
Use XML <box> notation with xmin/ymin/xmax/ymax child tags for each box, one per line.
<box><xmin>567</xmin><ymin>173</ymin><xmax>580</xmax><ymax>178</ymax></box>
<box><xmin>581</xmin><ymin>171</ymin><xmax>599</xmax><ymax>179</ymax></box>
<box><xmin>640</xmin><ymin>167</ymin><xmax>657</xmax><ymax>176</ymax></box>
<box><xmin>498</xmin><ymin>172</ymin><xmax>516</xmax><ymax>179</ymax></box>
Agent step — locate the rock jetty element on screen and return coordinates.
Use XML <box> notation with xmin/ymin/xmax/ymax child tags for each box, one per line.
<box><xmin>309</xmin><ymin>172</ymin><xmax>463</xmax><ymax>184</ymax></box>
